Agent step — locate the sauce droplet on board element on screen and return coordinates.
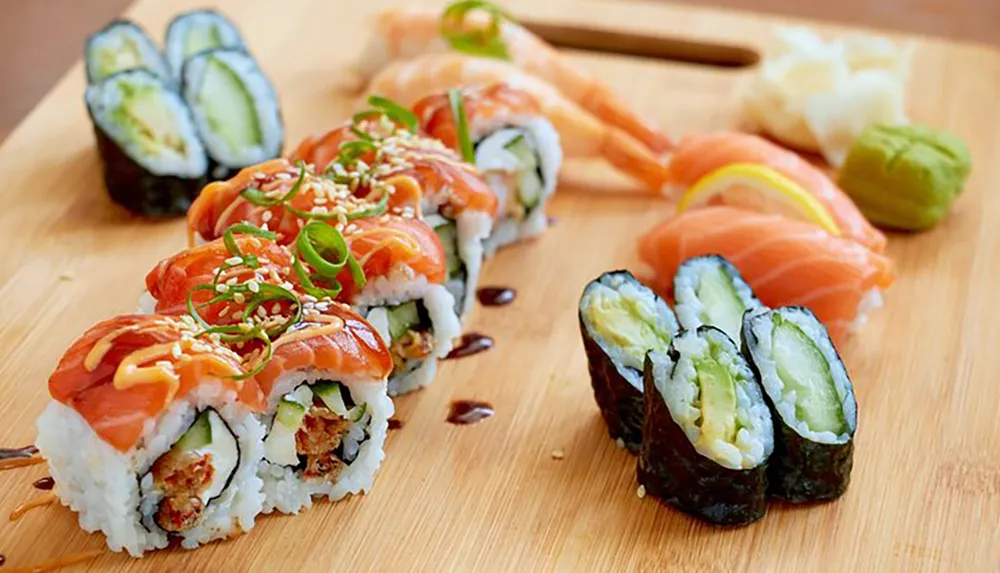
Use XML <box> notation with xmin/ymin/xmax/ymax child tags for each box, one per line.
<box><xmin>0</xmin><ymin>553</ymin><xmax>6</xmax><ymax>567</ymax></box>
<box><xmin>32</xmin><ymin>477</ymin><xmax>55</xmax><ymax>491</ymax></box>
<box><xmin>447</xmin><ymin>400</ymin><xmax>495</xmax><ymax>425</ymax></box>
<box><xmin>476</xmin><ymin>287</ymin><xmax>516</xmax><ymax>307</ymax></box>
<box><xmin>445</xmin><ymin>333</ymin><xmax>494</xmax><ymax>360</ymax></box>
<box><xmin>0</xmin><ymin>446</ymin><xmax>38</xmax><ymax>461</ymax></box>
<box><xmin>547</xmin><ymin>215</ymin><xmax>559</xmax><ymax>226</ymax></box>
<box><xmin>387</xmin><ymin>419</ymin><xmax>404</xmax><ymax>430</ymax></box>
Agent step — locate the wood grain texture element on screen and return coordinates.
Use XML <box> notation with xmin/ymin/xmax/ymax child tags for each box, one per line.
<box><xmin>0</xmin><ymin>0</ymin><xmax>999</xmax><ymax>571</ymax></box>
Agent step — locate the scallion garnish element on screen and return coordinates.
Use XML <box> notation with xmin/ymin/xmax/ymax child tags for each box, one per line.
<box><xmin>241</xmin><ymin>162</ymin><xmax>308</xmax><ymax>208</ymax></box>
<box><xmin>366</xmin><ymin>95</ymin><xmax>418</xmax><ymax>132</ymax></box>
<box><xmin>292</xmin><ymin>221</ymin><xmax>366</xmax><ymax>299</ymax></box>
<box><xmin>440</xmin><ymin>0</ymin><xmax>514</xmax><ymax>60</ymax></box>
<box><xmin>448</xmin><ymin>89</ymin><xmax>476</xmax><ymax>163</ymax></box>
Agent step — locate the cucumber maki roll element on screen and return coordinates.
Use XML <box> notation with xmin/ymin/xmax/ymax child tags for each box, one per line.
<box><xmin>742</xmin><ymin>307</ymin><xmax>858</xmax><ymax>502</ymax></box>
<box><xmin>674</xmin><ymin>255</ymin><xmax>765</xmax><ymax>343</ymax></box>
<box><xmin>165</xmin><ymin>9</ymin><xmax>247</xmax><ymax>78</ymax></box>
<box><xmin>85</xmin><ymin>20</ymin><xmax>172</xmax><ymax>85</ymax></box>
<box><xmin>85</xmin><ymin>69</ymin><xmax>208</xmax><ymax>216</ymax></box>
<box><xmin>639</xmin><ymin>327</ymin><xmax>773</xmax><ymax>526</ymax></box>
<box><xmin>579</xmin><ymin>271</ymin><xmax>678</xmax><ymax>452</ymax></box>
<box><xmin>181</xmin><ymin>48</ymin><xmax>284</xmax><ymax>180</ymax></box>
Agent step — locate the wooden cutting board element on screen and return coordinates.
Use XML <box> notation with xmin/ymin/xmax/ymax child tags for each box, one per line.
<box><xmin>1</xmin><ymin>0</ymin><xmax>998</xmax><ymax>570</ymax></box>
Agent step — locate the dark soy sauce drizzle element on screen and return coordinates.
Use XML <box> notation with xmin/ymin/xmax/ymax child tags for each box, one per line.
<box><xmin>476</xmin><ymin>287</ymin><xmax>516</xmax><ymax>307</ymax></box>
<box><xmin>547</xmin><ymin>215</ymin><xmax>559</xmax><ymax>226</ymax></box>
<box><xmin>387</xmin><ymin>419</ymin><xmax>404</xmax><ymax>430</ymax></box>
<box><xmin>33</xmin><ymin>476</ymin><xmax>55</xmax><ymax>491</ymax></box>
<box><xmin>0</xmin><ymin>446</ymin><xmax>38</xmax><ymax>461</ymax></box>
<box><xmin>0</xmin><ymin>553</ymin><xmax>5</xmax><ymax>566</ymax></box>
<box><xmin>445</xmin><ymin>333</ymin><xmax>494</xmax><ymax>360</ymax></box>
<box><xmin>447</xmin><ymin>401</ymin><xmax>495</xmax><ymax>425</ymax></box>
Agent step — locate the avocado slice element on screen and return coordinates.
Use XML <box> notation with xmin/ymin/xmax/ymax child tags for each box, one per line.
<box><xmin>108</xmin><ymin>82</ymin><xmax>187</xmax><ymax>157</ymax></box>
<box><xmin>169</xmin><ymin>409</ymin><xmax>239</xmax><ymax>502</ymax></box>
<box><xmin>695</xmin><ymin>266</ymin><xmax>746</xmax><ymax>343</ymax></box>
<box><xmin>771</xmin><ymin>314</ymin><xmax>846</xmax><ymax>434</ymax></box>
<box><xmin>264</xmin><ymin>396</ymin><xmax>307</xmax><ymax>466</ymax></box>
<box><xmin>694</xmin><ymin>354</ymin><xmax>738</xmax><ymax>445</ymax></box>
<box><xmin>94</xmin><ymin>36</ymin><xmax>144</xmax><ymax>82</ymax></box>
<box><xmin>195</xmin><ymin>56</ymin><xmax>262</xmax><ymax>155</ymax></box>
<box><xmin>582</xmin><ymin>289</ymin><xmax>673</xmax><ymax>371</ymax></box>
<box><xmin>184</xmin><ymin>23</ymin><xmax>225</xmax><ymax>58</ymax></box>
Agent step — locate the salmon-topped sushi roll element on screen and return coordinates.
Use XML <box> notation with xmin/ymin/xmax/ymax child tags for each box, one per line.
<box><xmin>413</xmin><ymin>83</ymin><xmax>562</xmax><ymax>252</ymax></box>
<box><xmin>291</xmin><ymin>107</ymin><xmax>498</xmax><ymax>317</ymax></box>
<box><xmin>36</xmin><ymin>314</ymin><xmax>267</xmax><ymax>556</ymax></box>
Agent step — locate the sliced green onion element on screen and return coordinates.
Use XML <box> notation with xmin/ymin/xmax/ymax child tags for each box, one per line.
<box><xmin>440</xmin><ymin>0</ymin><xmax>513</xmax><ymax>60</ymax></box>
<box><xmin>448</xmin><ymin>89</ymin><xmax>476</xmax><ymax>163</ymax></box>
<box><xmin>198</xmin><ymin>325</ymin><xmax>274</xmax><ymax>380</ymax></box>
<box><xmin>291</xmin><ymin>221</ymin><xmax>366</xmax><ymax>299</ymax></box>
<box><xmin>241</xmin><ymin>162</ymin><xmax>307</xmax><ymax>208</ymax></box>
<box><xmin>222</xmin><ymin>223</ymin><xmax>277</xmax><ymax>259</ymax></box>
<box><xmin>366</xmin><ymin>95</ymin><xmax>418</xmax><ymax>132</ymax></box>
<box><xmin>336</xmin><ymin>139</ymin><xmax>378</xmax><ymax>166</ymax></box>
<box><xmin>285</xmin><ymin>189</ymin><xmax>390</xmax><ymax>222</ymax></box>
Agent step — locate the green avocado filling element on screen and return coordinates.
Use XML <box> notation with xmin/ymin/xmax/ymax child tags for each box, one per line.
<box><xmin>584</xmin><ymin>289</ymin><xmax>672</xmax><ymax>371</ymax></box>
<box><xmin>94</xmin><ymin>36</ymin><xmax>144</xmax><ymax>81</ymax></box>
<box><xmin>109</xmin><ymin>82</ymin><xmax>187</xmax><ymax>156</ymax></box>
<box><xmin>196</xmin><ymin>56</ymin><xmax>262</xmax><ymax>155</ymax></box>
<box><xmin>771</xmin><ymin>314</ymin><xmax>846</xmax><ymax>434</ymax></box>
<box><xmin>695</xmin><ymin>266</ymin><xmax>746</xmax><ymax>342</ymax></box>
<box><xmin>693</xmin><ymin>343</ymin><xmax>738</xmax><ymax>445</ymax></box>
<box><xmin>184</xmin><ymin>23</ymin><xmax>225</xmax><ymax>58</ymax></box>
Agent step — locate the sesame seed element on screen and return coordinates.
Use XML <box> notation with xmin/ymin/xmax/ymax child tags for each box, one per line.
<box><xmin>215</xmin><ymin>284</ymin><xmax>230</xmax><ymax>293</ymax></box>
<box><xmin>225</xmin><ymin>256</ymin><xmax>243</xmax><ymax>266</ymax></box>
<box><xmin>271</xmin><ymin>303</ymin><xmax>282</xmax><ymax>314</ymax></box>
<box><xmin>262</xmin><ymin>211</ymin><xmax>273</xmax><ymax>222</ymax></box>
<box><xmin>636</xmin><ymin>485</ymin><xmax>646</xmax><ymax>499</ymax></box>
<box><xmin>226</xmin><ymin>277</ymin><xmax>238</xmax><ymax>286</ymax></box>
<box><xmin>232</xmin><ymin>311</ymin><xmax>244</xmax><ymax>320</ymax></box>
<box><xmin>247</xmin><ymin>280</ymin><xmax>260</xmax><ymax>293</ymax></box>
<box><xmin>171</xmin><ymin>343</ymin><xmax>182</xmax><ymax>359</ymax></box>
<box><xmin>233</xmin><ymin>292</ymin><xmax>246</xmax><ymax>304</ymax></box>
<box><xmin>256</xmin><ymin>306</ymin><xmax>268</xmax><ymax>319</ymax></box>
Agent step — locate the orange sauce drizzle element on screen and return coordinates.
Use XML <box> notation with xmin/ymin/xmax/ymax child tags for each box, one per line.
<box><xmin>9</xmin><ymin>493</ymin><xmax>56</xmax><ymax>521</ymax></box>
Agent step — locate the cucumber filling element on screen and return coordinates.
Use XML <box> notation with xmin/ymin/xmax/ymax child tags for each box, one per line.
<box><xmin>475</xmin><ymin>129</ymin><xmax>546</xmax><ymax>221</ymax></box>
<box><xmin>431</xmin><ymin>220</ymin><xmax>465</xmax><ymax>282</ymax></box>
<box><xmin>108</xmin><ymin>81</ymin><xmax>188</xmax><ymax>159</ymax></box>
<box><xmin>694</xmin><ymin>266</ymin><xmax>747</xmax><ymax>344</ymax></box>
<box><xmin>193</xmin><ymin>55</ymin><xmax>262</xmax><ymax>156</ymax></box>
<box><xmin>184</xmin><ymin>22</ymin><xmax>225</xmax><ymax>58</ymax></box>
<box><xmin>383</xmin><ymin>301</ymin><xmax>435</xmax><ymax>376</ymax></box>
<box><xmin>771</xmin><ymin>314</ymin><xmax>847</xmax><ymax>434</ymax></box>
<box><xmin>148</xmin><ymin>409</ymin><xmax>239</xmax><ymax>533</ymax></box>
<box><xmin>263</xmin><ymin>383</ymin><xmax>370</xmax><ymax>481</ymax></box>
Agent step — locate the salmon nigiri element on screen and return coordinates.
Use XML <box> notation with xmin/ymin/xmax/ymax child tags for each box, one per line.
<box><xmin>357</xmin><ymin>7</ymin><xmax>673</xmax><ymax>154</ymax></box>
<box><xmin>364</xmin><ymin>53</ymin><xmax>669</xmax><ymax>192</ymax></box>
<box><xmin>638</xmin><ymin>206</ymin><xmax>894</xmax><ymax>342</ymax></box>
<box><xmin>666</xmin><ymin>133</ymin><xmax>887</xmax><ymax>253</ymax></box>
<box><xmin>48</xmin><ymin>314</ymin><xmax>265</xmax><ymax>452</ymax></box>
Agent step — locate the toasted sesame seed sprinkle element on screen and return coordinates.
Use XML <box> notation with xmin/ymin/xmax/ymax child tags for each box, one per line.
<box><xmin>233</xmin><ymin>292</ymin><xmax>246</xmax><ymax>304</ymax></box>
<box><xmin>262</xmin><ymin>211</ymin><xmax>273</xmax><ymax>222</ymax></box>
<box><xmin>247</xmin><ymin>280</ymin><xmax>260</xmax><ymax>293</ymax></box>
<box><xmin>225</xmin><ymin>256</ymin><xmax>244</xmax><ymax>266</ymax></box>
<box><xmin>215</xmin><ymin>284</ymin><xmax>230</xmax><ymax>293</ymax></box>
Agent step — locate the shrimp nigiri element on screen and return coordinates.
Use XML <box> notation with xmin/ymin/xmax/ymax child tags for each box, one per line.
<box><xmin>667</xmin><ymin>132</ymin><xmax>887</xmax><ymax>252</ymax></box>
<box><xmin>638</xmin><ymin>206</ymin><xmax>894</xmax><ymax>342</ymax></box>
<box><xmin>364</xmin><ymin>53</ymin><xmax>669</xmax><ymax>192</ymax></box>
<box><xmin>357</xmin><ymin>7</ymin><xmax>673</xmax><ymax>154</ymax></box>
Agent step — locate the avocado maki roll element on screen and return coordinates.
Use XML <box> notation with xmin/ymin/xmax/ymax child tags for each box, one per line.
<box><xmin>165</xmin><ymin>9</ymin><xmax>247</xmax><ymax>78</ymax></box>
<box><xmin>85</xmin><ymin>20</ymin><xmax>172</xmax><ymax>85</ymax></box>
<box><xmin>85</xmin><ymin>69</ymin><xmax>209</xmax><ymax>216</ymax></box>
<box><xmin>181</xmin><ymin>48</ymin><xmax>284</xmax><ymax>180</ymax></box>
<box><xmin>639</xmin><ymin>327</ymin><xmax>773</xmax><ymax>526</ymax></box>
<box><xmin>742</xmin><ymin>307</ymin><xmax>858</xmax><ymax>502</ymax></box>
<box><xmin>579</xmin><ymin>271</ymin><xmax>678</xmax><ymax>452</ymax></box>
<box><xmin>674</xmin><ymin>255</ymin><xmax>765</xmax><ymax>343</ymax></box>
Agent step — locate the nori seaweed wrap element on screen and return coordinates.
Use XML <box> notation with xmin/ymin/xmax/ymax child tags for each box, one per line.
<box><xmin>639</xmin><ymin>327</ymin><xmax>773</xmax><ymax>526</ymax></box>
<box><xmin>85</xmin><ymin>69</ymin><xmax>209</xmax><ymax>216</ymax></box>
<box><xmin>674</xmin><ymin>255</ymin><xmax>765</xmax><ymax>344</ymax></box>
<box><xmin>84</xmin><ymin>20</ymin><xmax>172</xmax><ymax>85</ymax></box>
<box><xmin>579</xmin><ymin>271</ymin><xmax>678</xmax><ymax>452</ymax></box>
<box><xmin>742</xmin><ymin>307</ymin><xmax>858</xmax><ymax>502</ymax></box>
<box><xmin>165</xmin><ymin>9</ymin><xmax>248</xmax><ymax>78</ymax></box>
<box><xmin>180</xmin><ymin>48</ymin><xmax>284</xmax><ymax>181</ymax></box>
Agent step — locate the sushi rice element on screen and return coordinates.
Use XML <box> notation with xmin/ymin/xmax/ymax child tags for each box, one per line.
<box><xmin>673</xmin><ymin>255</ymin><xmax>765</xmax><ymax>344</ymax></box>
<box><xmin>36</xmin><ymin>384</ymin><xmax>264</xmax><ymax>557</ymax></box>
<box><xmin>85</xmin><ymin>20</ymin><xmax>172</xmax><ymax>85</ymax></box>
<box><xmin>165</xmin><ymin>9</ymin><xmax>247</xmax><ymax>78</ymax></box>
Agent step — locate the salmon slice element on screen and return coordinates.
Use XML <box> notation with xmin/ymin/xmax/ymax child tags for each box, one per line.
<box><xmin>290</xmin><ymin>121</ymin><xmax>499</xmax><ymax>219</ymax></box>
<box><xmin>638</xmin><ymin>206</ymin><xmax>894</xmax><ymax>343</ymax></box>
<box><xmin>412</xmin><ymin>83</ymin><xmax>542</xmax><ymax>149</ymax></box>
<box><xmin>667</xmin><ymin>133</ymin><xmax>887</xmax><ymax>253</ymax></box>
<box><xmin>256</xmin><ymin>303</ymin><xmax>394</xmax><ymax>399</ymax></box>
<box><xmin>48</xmin><ymin>315</ymin><xmax>265</xmax><ymax>452</ymax></box>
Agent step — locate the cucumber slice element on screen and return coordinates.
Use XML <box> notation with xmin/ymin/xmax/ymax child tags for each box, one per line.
<box><xmin>312</xmin><ymin>381</ymin><xmax>349</xmax><ymax>416</ymax></box>
<box><xmin>695</xmin><ymin>266</ymin><xmax>746</xmax><ymax>343</ymax></box>
<box><xmin>387</xmin><ymin>301</ymin><xmax>421</xmax><ymax>341</ymax></box>
<box><xmin>347</xmin><ymin>403</ymin><xmax>368</xmax><ymax>423</ymax></box>
<box><xmin>504</xmin><ymin>134</ymin><xmax>538</xmax><ymax>170</ymax></box>
<box><xmin>505</xmin><ymin>135</ymin><xmax>545</xmax><ymax>210</ymax></box>
<box><xmin>771</xmin><ymin>315</ymin><xmax>846</xmax><ymax>434</ymax></box>
<box><xmin>174</xmin><ymin>409</ymin><xmax>213</xmax><ymax>451</ymax></box>
<box><xmin>264</xmin><ymin>397</ymin><xmax>307</xmax><ymax>466</ymax></box>
<box><xmin>433</xmin><ymin>222</ymin><xmax>463</xmax><ymax>279</ymax></box>
<box><xmin>694</xmin><ymin>355</ymin><xmax>738</xmax><ymax>444</ymax></box>
<box><xmin>184</xmin><ymin>23</ymin><xmax>224</xmax><ymax>58</ymax></box>
<box><xmin>196</xmin><ymin>56</ymin><xmax>262</xmax><ymax>155</ymax></box>
<box><xmin>199</xmin><ymin>411</ymin><xmax>239</xmax><ymax>501</ymax></box>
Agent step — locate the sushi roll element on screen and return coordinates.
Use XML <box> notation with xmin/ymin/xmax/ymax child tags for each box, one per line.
<box><xmin>36</xmin><ymin>314</ymin><xmax>266</xmax><ymax>556</ymax></box>
<box><xmin>742</xmin><ymin>307</ymin><xmax>858</xmax><ymax>502</ymax></box>
<box><xmin>291</xmin><ymin>112</ymin><xmax>498</xmax><ymax>318</ymax></box>
<box><xmin>181</xmin><ymin>48</ymin><xmax>284</xmax><ymax>180</ymax></box>
<box><xmin>84</xmin><ymin>20</ymin><xmax>172</xmax><ymax>85</ymax></box>
<box><xmin>412</xmin><ymin>83</ymin><xmax>563</xmax><ymax>253</ymax></box>
<box><xmin>165</xmin><ymin>9</ymin><xmax>248</xmax><ymax>78</ymax></box>
<box><xmin>256</xmin><ymin>304</ymin><xmax>395</xmax><ymax>514</ymax></box>
<box><xmin>85</xmin><ymin>69</ymin><xmax>208</xmax><ymax>216</ymax></box>
<box><xmin>639</xmin><ymin>327</ymin><xmax>773</xmax><ymax>526</ymax></box>
<box><xmin>673</xmin><ymin>255</ymin><xmax>765</xmax><ymax>343</ymax></box>
<box><xmin>578</xmin><ymin>270</ymin><xmax>678</xmax><ymax>452</ymax></box>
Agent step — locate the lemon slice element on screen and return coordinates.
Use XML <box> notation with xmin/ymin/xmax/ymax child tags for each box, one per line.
<box><xmin>676</xmin><ymin>163</ymin><xmax>841</xmax><ymax>235</ymax></box>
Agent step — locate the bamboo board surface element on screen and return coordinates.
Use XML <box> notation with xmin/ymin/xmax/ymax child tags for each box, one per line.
<box><xmin>0</xmin><ymin>0</ymin><xmax>998</xmax><ymax>571</ymax></box>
